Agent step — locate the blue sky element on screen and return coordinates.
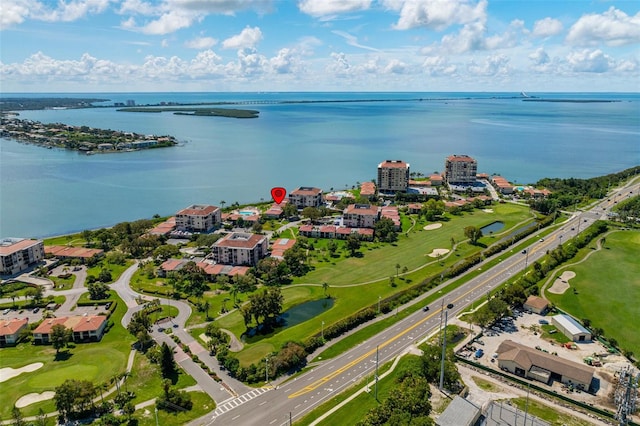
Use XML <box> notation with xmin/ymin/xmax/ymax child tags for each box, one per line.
<box><xmin>1</xmin><ymin>0</ymin><xmax>638</xmax><ymax>92</ymax></box>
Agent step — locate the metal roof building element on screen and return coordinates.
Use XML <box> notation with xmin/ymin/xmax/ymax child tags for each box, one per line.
<box><xmin>552</xmin><ymin>314</ymin><xmax>592</xmax><ymax>342</ymax></box>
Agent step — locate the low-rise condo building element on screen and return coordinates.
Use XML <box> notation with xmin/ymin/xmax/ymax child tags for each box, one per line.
<box><xmin>0</xmin><ymin>238</ymin><xmax>45</xmax><ymax>276</ymax></box>
<box><xmin>176</xmin><ymin>204</ymin><xmax>221</xmax><ymax>232</ymax></box>
<box><xmin>343</xmin><ymin>204</ymin><xmax>379</xmax><ymax>228</ymax></box>
<box><xmin>0</xmin><ymin>318</ymin><xmax>29</xmax><ymax>346</ymax></box>
<box><xmin>289</xmin><ymin>187</ymin><xmax>323</xmax><ymax>209</ymax></box>
<box><xmin>212</xmin><ymin>232</ymin><xmax>268</xmax><ymax>266</ymax></box>
<box><xmin>33</xmin><ymin>315</ymin><xmax>108</xmax><ymax>344</ymax></box>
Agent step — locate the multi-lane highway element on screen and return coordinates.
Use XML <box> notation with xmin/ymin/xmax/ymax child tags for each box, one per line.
<box><xmin>195</xmin><ymin>181</ymin><xmax>639</xmax><ymax>426</ymax></box>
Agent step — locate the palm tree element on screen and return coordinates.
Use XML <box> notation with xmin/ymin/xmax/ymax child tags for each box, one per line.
<box><xmin>220</xmin><ymin>200</ymin><xmax>226</xmax><ymax>210</ymax></box>
<box><xmin>322</xmin><ymin>282</ymin><xmax>329</xmax><ymax>297</ymax></box>
<box><xmin>221</xmin><ymin>298</ymin><xmax>230</xmax><ymax>313</ymax></box>
<box><xmin>395</xmin><ymin>263</ymin><xmax>400</xmax><ymax>277</ymax></box>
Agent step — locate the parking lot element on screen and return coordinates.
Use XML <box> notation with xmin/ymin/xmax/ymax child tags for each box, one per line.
<box><xmin>456</xmin><ymin>308</ymin><xmax>633</xmax><ymax>405</ymax></box>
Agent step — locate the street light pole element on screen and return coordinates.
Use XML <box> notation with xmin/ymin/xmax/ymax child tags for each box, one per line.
<box><xmin>265</xmin><ymin>357</ymin><xmax>269</xmax><ymax>384</ymax></box>
<box><xmin>321</xmin><ymin>321</ymin><xmax>324</xmax><ymax>341</ymax></box>
<box><xmin>439</xmin><ymin>310</ymin><xmax>448</xmax><ymax>391</ymax></box>
<box><xmin>378</xmin><ymin>296</ymin><xmax>381</xmax><ymax>314</ymax></box>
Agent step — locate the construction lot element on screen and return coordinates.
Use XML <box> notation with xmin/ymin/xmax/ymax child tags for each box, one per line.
<box><xmin>455</xmin><ymin>308</ymin><xmax>634</xmax><ymax>409</ymax></box>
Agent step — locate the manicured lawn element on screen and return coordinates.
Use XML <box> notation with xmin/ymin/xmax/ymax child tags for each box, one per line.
<box><xmin>0</xmin><ymin>293</ymin><xmax>134</xmax><ymax>420</ymax></box>
<box><xmin>471</xmin><ymin>376</ymin><xmax>502</xmax><ymax>392</ymax></box>
<box><xmin>43</xmin><ymin>233</ymin><xmax>85</xmax><ymax>246</ymax></box>
<box><xmin>294</xmin><ymin>204</ymin><xmax>531</xmax><ymax>287</ymax></box>
<box><xmin>214</xmin><ymin>204</ymin><xmax>533</xmax><ymax>366</ymax></box>
<box><xmin>546</xmin><ymin>230</ymin><xmax>640</xmax><ymax>356</ymax></box>
<box><xmin>49</xmin><ymin>273</ymin><xmax>76</xmax><ymax>290</ymax></box>
<box><xmin>87</xmin><ymin>260</ymin><xmax>134</xmax><ymax>284</ymax></box>
<box><xmin>126</xmin><ymin>352</ymin><xmax>196</xmax><ymax>405</ymax></box>
<box><xmin>133</xmin><ymin>391</ymin><xmax>215</xmax><ymax>426</ymax></box>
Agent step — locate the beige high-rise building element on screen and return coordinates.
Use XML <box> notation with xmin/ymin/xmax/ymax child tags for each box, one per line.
<box><xmin>444</xmin><ymin>155</ymin><xmax>477</xmax><ymax>184</ymax></box>
<box><xmin>377</xmin><ymin>160</ymin><xmax>409</xmax><ymax>192</ymax></box>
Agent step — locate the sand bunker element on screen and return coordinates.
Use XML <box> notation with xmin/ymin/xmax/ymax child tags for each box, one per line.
<box><xmin>428</xmin><ymin>248</ymin><xmax>450</xmax><ymax>258</ymax></box>
<box><xmin>0</xmin><ymin>362</ymin><xmax>44</xmax><ymax>383</ymax></box>
<box><xmin>483</xmin><ymin>209</ymin><xmax>494</xmax><ymax>213</ymax></box>
<box><xmin>423</xmin><ymin>223</ymin><xmax>443</xmax><ymax>231</ymax></box>
<box><xmin>15</xmin><ymin>391</ymin><xmax>55</xmax><ymax>408</ymax></box>
<box><xmin>548</xmin><ymin>271</ymin><xmax>576</xmax><ymax>294</ymax></box>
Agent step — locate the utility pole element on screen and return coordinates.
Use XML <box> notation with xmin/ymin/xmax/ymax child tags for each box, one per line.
<box><xmin>439</xmin><ymin>310</ymin><xmax>448</xmax><ymax>391</ymax></box>
<box><xmin>524</xmin><ymin>383</ymin><xmax>530</xmax><ymax>426</ymax></box>
<box><xmin>265</xmin><ymin>357</ymin><xmax>269</xmax><ymax>384</ymax></box>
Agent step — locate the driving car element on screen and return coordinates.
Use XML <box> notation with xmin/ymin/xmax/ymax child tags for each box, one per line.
<box><xmin>447</xmin><ymin>303</ymin><xmax>454</xmax><ymax>309</ymax></box>
<box><xmin>422</xmin><ymin>306</ymin><xmax>429</xmax><ymax>312</ymax></box>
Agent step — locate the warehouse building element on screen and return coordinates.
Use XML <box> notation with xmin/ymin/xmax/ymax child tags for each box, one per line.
<box><xmin>552</xmin><ymin>314</ymin><xmax>592</xmax><ymax>342</ymax></box>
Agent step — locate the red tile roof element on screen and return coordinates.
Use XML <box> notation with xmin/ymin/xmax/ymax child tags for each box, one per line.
<box><xmin>344</xmin><ymin>204</ymin><xmax>378</xmax><ymax>216</ymax></box>
<box><xmin>0</xmin><ymin>318</ymin><xmax>28</xmax><ymax>336</ymax></box>
<box><xmin>34</xmin><ymin>315</ymin><xmax>106</xmax><ymax>334</ymax></box>
<box><xmin>214</xmin><ymin>232</ymin><xmax>266</xmax><ymax>249</ymax></box>
<box><xmin>0</xmin><ymin>239</ymin><xmax>42</xmax><ymax>256</ymax></box>
<box><xmin>447</xmin><ymin>155</ymin><xmax>476</xmax><ymax>162</ymax></box>
<box><xmin>378</xmin><ymin>160</ymin><xmax>408</xmax><ymax>168</ymax></box>
<box><xmin>177</xmin><ymin>205</ymin><xmax>219</xmax><ymax>216</ymax></box>
<box><xmin>160</xmin><ymin>258</ymin><xmax>185</xmax><ymax>272</ymax></box>
<box><xmin>291</xmin><ymin>187</ymin><xmax>322</xmax><ymax>196</ymax></box>
<box><xmin>45</xmin><ymin>246</ymin><xmax>104</xmax><ymax>259</ymax></box>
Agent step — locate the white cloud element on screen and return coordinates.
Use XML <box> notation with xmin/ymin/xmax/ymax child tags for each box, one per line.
<box><xmin>270</xmin><ymin>48</ymin><xmax>302</xmax><ymax>74</ymax></box>
<box><xmin>383</xmin><ymin>0</ymin><xmax>487</xmax><ymax>31</ymax></box>
<box><xmin>532</xmin><ymin>17</ymin><xmax>563</xmax><ymax>38</ymax></box>
<box><xmin>384</xmin><ymin>58</ymin><xmax>407</xmax><ymax>74</ymax></box>
<box><xmin>528</xmin><ymin>47</ymin><xmax>550</xmax><ymax>65</ymax></box>
<box><xmin>133</xmin><ymin>9</ymin><xmax>200</xmax><ymax>35</ymax></box>
<box><xmin>467</xmin><ymin>54</ymin><xmax>510</xmax><ymax>76</ymax></box>
<box><xmin>185</xmin><ymin>36</ymin><xmax>218</xmax><ymax>49</ymax></box>
<box><xmin>566</xmin><ymin>49</ymin><xmax>613</xmax><ymax>73</ymax></box>
<box><xmin>0</xmin><ymin>0</ymin><xmax>108</xmax><ymax>28</ymax></box>
<box><xmin>119</xmin><ymin>0</ymin><xmax>158</xmax><ymax>16</ymax></box>
<box><xmin>566</xmin><ymin>7</ymin><xmax>640</xmax><ymax>46</ymax></box>
<box><xmin>422</xmin><ymin>56</ymin><xmax>457</xmax><ymax>76</ymax></box>
<box><xmin>222</xmin><ymin>26</ymin><xmax>263</xmax><ymax>49</ymax></box>
<box><xmin>327</xmin><ymin>52</ymin><xmax>352</xmax><ymax>77</ymax></box>
<box><xmin>299</xmin><ymin>0</ymin><xmax>372</xmax><ymax>18</ymax></box>
<box><xmin>332</xmin><ymin>30</ymin><xmax>379</xmax><ymax>51</ymax></box>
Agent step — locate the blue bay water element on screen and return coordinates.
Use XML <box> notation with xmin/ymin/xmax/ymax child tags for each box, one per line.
<box><xmin>1</xmin><ymin>92</ymin><xmax>639</xmax><ymax>238</ymax></box>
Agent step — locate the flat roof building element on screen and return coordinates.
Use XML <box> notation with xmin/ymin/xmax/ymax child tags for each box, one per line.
<box><xmin>552</xmin><ymin>314</ymin><xmax>592</xmax><ymax>342</ymax></box>
<box><xmin>445</xmin><ymin>155</ymin><xmax>477</xmax><ymax>184</ymax></box>
<box><xmin>0</xmin><ymin>238</ymin><xmax>45</xmax><ymax>276</ymax></box>
<box><xmin>377</xmin><ymin>160</ymin><xmax>409</xmax><ymax>193</ymax></box>
<box><xmin>436</xmin><ymin>396</ymin><xmax>481</xmax><ymax>426</ymax></box>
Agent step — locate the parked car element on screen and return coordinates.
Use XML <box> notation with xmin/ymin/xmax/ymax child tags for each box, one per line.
<box><xmin>538</xmin><ymin>319</ymin><xmax>549</xmax><ymax>325</ymax></box>
<box><xmin>32</xmin><ymin>307</ymin><xmax>40</xmax><ymax>313</ymax></box>
<box><xmin>2</xmin><ymin>308</ymin><xmax>10</xmax><ymax>315</ymax></box>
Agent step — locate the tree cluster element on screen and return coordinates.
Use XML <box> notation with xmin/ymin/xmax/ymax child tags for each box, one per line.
<box><xmin>241</xmin><ymin>287</ymin><xmax>284</xmax><ymax>329</ymax></box>
<box><xmin>374</xmin><ymin>217</ymin><xmax>398</xmax><ymax>243</ymax></box>
<box><xmin>54</xmin><ymin>379</ymin><xmax>97</xmax><ymax>421</ymax></box>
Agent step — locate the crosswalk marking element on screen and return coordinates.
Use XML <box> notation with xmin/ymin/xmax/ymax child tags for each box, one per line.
<box><xmin>207</xmin><ymin>387</ymin><xmax>271</xmax><ymax>423</ymax></box>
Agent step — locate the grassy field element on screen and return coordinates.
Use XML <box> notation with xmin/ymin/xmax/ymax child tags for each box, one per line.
<box><xmin>125</xmin><ymin>352</ymin><xmax>196</xmax><ymax>405</ymax></box>
<box><xmin>213</xmin><ymin>205</ymin><xmax>533</xmax><ymax>365</ymax></box>
<box><xmin>133</xmin><ymin>391</ymin><xmax>215</xmax><ymax>425</ymax></box>
<box><xmin>87</xmin><ymin>259</ymin><xmax>134</xmax><ymax>284</ymax></box>
<box><xmin>545</xmin><ymin>230</ymin><xmax>640</xmax><ymax>356</ymax></box>
<box><xmin>510</xmin><ymin>397</ymin><xmax>595</xmax><ymax>426</ymax></box>
<box><xmin>0</xmin><ymin>293</ymin><xmax>134</xmax><ymax>420</ymax></box>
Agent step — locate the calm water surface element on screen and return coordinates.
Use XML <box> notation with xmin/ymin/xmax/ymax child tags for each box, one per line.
<box><xmin>1</xmin><ymin>92</ymin><xmax>638</xmax><ymax>238</ymax></box>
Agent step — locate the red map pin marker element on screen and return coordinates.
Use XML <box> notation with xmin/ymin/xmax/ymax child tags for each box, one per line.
<box><xmin>271</xmin><ymin>187</ymin><xmax>287</xmax><ymax>204</ymax></box>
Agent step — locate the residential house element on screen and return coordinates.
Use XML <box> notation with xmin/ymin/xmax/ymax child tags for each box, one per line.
<box><xmin>377</xmin><ymin>160</ymin><xmax>410</xmax><ymax>193</ymax></box>
<box><xmin>289</xmin><ymin>187</ymin><xmax>323</xmax><ymax>209</ymax></box>
<box><xmin>33</xmin><ymin>315</ymin><xmax>108</xmax><ymax>344</ymax></box>
<box><xmin>0</xmin><ymin>238</ymin><xmax>45</xmax><ymax>276</ymax></box>
<box><xmin>212</xmin><ymin>232</ymin><xmax>268</xmax><ymax>266</ymax></box>
<box><xmin>0</xmin><ymin>318</ymin><xmax>28</xmax><ymax>346</ymax></box>
<box><xmin>175</xmin><ymin>204</ymin><xmax>221</xmax><ymax>232</ymax></box>
<box><xmin>523</xmin><ymin>295</ymin><xmax>550</xmax><ymax>315</ymax></box>
<box><xmin>445</xmin><ymin>155</ymin><xmax>477</xmax><ymax>184</ymax></box>
<box><xmin>343</xmin><ymin>204</ymin><xmax>379</xmax><ymax>228</ymax></box>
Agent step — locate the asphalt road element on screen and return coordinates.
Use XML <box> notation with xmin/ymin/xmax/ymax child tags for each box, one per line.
<box><xmin>199</xmin><ymin>180</ymin><xmax>639</xmax><ymax>426</ymax></box>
